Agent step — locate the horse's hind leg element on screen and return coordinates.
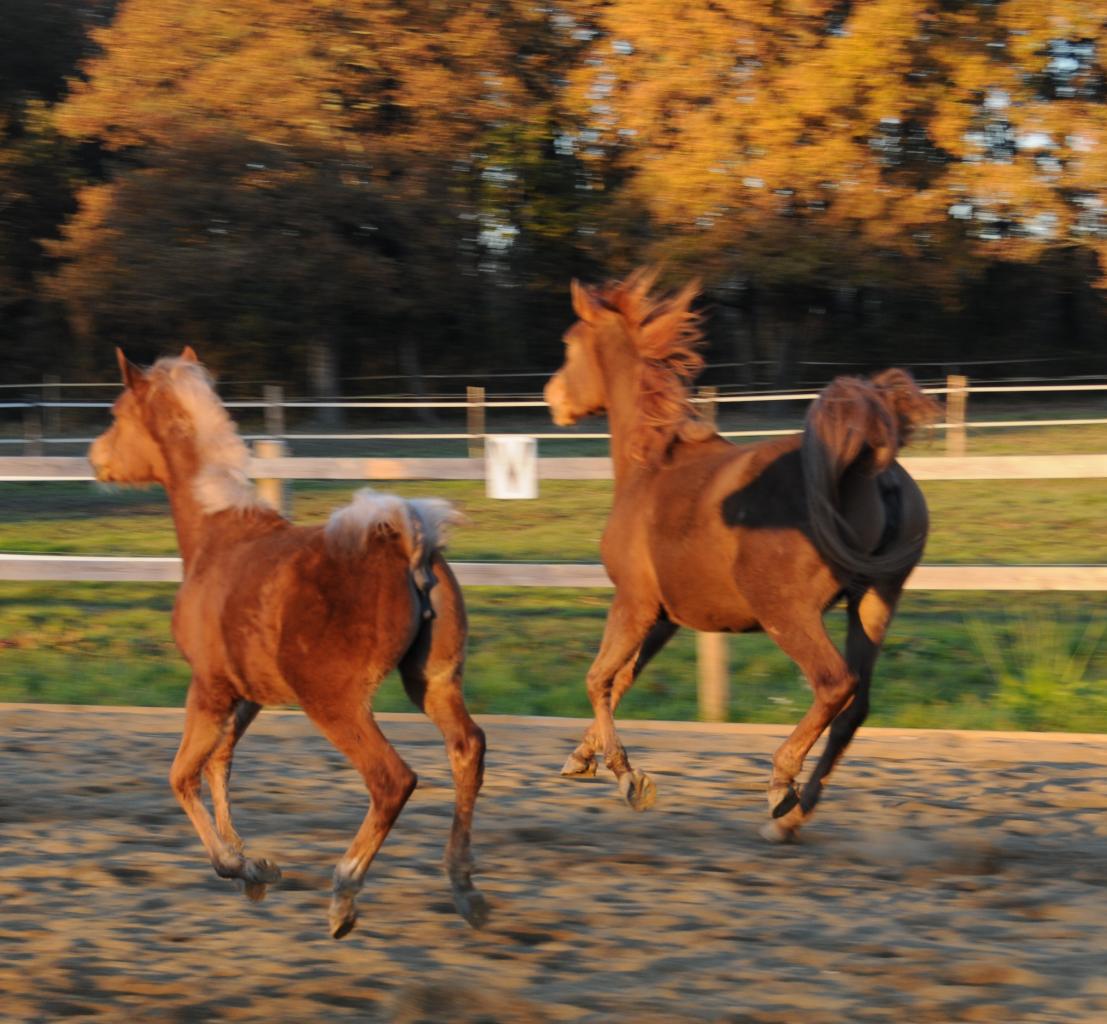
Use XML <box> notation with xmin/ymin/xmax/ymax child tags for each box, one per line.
<box><xmin>203</xmin><ymin>699</ymin><xmax>261</xmax><ymax>854</ymax></box>
<box><xmin>170</xmin><ymin>682</ymin><xmax>281</xmax><ymax>894</ymax></box>
<box><xmin>753</xmin><ymin>609</ymin><xmax>858</xmax><ymax>841</ymax></box>
<box><xmin>301</xmin><ymin>693</ymin><xmax>417</xmax><ymax>939</ymax></box>
<box><xmin>562</xmin><ymin>615</ymin><xmax>677</xmax><ymax>779</ymax></box>
<box><xmin>798</xmin><ymin>583</ymin><xmax>901</xmax><ymax>817</ymax></box>
<box><xmin>400</xmin><ymin>645</ymin><xmax>488</xmax><ymax>928</ymax></box>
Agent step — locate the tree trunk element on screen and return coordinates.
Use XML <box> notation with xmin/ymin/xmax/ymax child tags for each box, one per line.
<box><xmin>397</xmin><ymin>334</ymin><xmax>438</xmax><ymax>426</ymax></box>
<box><xmin>307</xmin><ymin>337</ymin><xmax>341</xmax><ymax>428</ymax></box>
<box><xmin>716</xmin><ymin>302</ymin><xmax>756</xmax><ymax>388</ymax></box>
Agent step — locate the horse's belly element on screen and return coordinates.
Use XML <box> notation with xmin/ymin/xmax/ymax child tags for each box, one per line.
<box><xmin>662</xmin><ymin>586</ymin><xmax>760</xmax><ymax>633</ymax></box>
<box><xmin>220</xmin><ymin>586</ymin><xmax>303</xmax><ymax>705</ymax></box>
<box><xmin>229</xmin><ymin>655</ymin><xmax>298</xmax><ymax>704</ymax></box>
<box><xmin>174</xmin><ymin>575</ymin><xmax>298</xmax><ymax>706</ymax></box>
<box><xmin>651</xmin><ymin>546</ymin><xmax>760</xmax><ymax>633</ymax></box>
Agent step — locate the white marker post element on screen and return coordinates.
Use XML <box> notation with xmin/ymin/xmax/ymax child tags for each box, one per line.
<box><xmin>484</xmin><ymin>435</ymin><xmax>538</xmax><ymax>499</ymax></box>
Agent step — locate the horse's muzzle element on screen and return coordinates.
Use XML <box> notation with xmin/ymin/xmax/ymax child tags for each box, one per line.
<box><xmin>87</xmin><ymin>437</ymin><xmax>111</xmax><ymax>481</ymax></box>
<box><xmin>543</xmin><ymin>376</ymin><xmax>578</xmax><ymax>426</ymax></box>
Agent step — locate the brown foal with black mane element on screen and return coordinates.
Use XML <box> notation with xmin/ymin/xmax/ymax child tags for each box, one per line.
<box><xmin>545</xmin><ymin>270</ymin><xmax>940</xmax><ymax>840</ymax></box>
<box><xmin>89</xmin><ymin>347</ymin><xmax>486</xmax><ymax>937</ymax></box>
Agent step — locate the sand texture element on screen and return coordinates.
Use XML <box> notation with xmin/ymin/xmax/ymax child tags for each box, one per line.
<box><xmin>2</xmin><ymin>705</ymin><xmax>1107</xmax><ymax>1022</ymax></box>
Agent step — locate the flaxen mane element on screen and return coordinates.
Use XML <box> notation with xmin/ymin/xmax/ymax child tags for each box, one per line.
<box><xmin>147</xmin><ymin>357</ymin><xmax>261</xmax><ymax>514</ymax></box>
<box><xmin>592</xmin><ymin>269</ymin><xmax>714</xmax><ymax>463</ymax></box>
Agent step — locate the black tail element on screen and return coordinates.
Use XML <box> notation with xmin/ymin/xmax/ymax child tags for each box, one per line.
<box><xmin>801</xmin><ymin>370</ymin><xmax>939</xmax><ymax>580</ymax></box>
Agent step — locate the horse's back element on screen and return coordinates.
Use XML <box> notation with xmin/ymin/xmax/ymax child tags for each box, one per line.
<box><xmin>646</xmin><ymin>434</ymin><xmax>804</xmax><ymax>547</ymax></box>
<box><xmin>632</xmin><ymin>434</ymin><xmax>926</xmax><ymax>631</ymax></box>
<box><xmin>650</xmin><ymin>434</ymin><xmax>927</xmax><ymax>571</ymax></box>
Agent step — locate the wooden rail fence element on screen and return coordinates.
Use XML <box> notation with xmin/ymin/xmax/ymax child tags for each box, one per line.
<box><xmin>2</xmin><ymin>555</ymin><xmax>1105</xmax><ymax>592</ymax></box>
<box><xmin>3</xmin><ymin>452</ymin><xmax>1106</xmax><ymax>722</ymax></box>
<box><xmin>5</xmin><ymin>453</ymin><xmax>1107</xmax><ymax>484</ymax></box>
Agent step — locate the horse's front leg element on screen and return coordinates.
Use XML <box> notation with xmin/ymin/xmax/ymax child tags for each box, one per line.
<box><xmin>568</xmin><ymin>599</ymin><xmax>665</xmax><ymax>810</ymax></box>
<box><xmin>561</xmin><ymin>614</ymin><xmax>677</xmax><ymax>781</ymax></box>
<box><xmin>202</xmin><ymin>699</ymin><xmax>265</xmax><ymax>896</ymax></box>
<box><xmin>171</xmin><ymin>682</ymin><xmax>281</xmax><ymax>897</ymax></box>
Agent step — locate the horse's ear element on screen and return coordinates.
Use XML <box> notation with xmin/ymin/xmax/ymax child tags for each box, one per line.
<box><xmin>180</xmin><ymin>345</ymin><xmax>199</xmax><ymax>363</ymax></box>
<box><xmin>116</xmin><ymin>347</ymin><xmax>144</xmax><ymax>391</ymax></box>
<box><xmin>570</xmin><ymin>279</ymin><xmax>604</xmax><ymax>324</ymax></box>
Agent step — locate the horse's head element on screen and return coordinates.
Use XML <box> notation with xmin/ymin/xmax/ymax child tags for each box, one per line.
<box><xmin>88</xmin><ymin>346</ymin><xmax>199</xmax><ymax>485</ymax></box>
<box><xmin>543</xmin><ymin>279</ymin><xmax>611</xmax><ymax>426</ymax></box>
<box><xmin>545</xmin><ymin>270</ymin><xmax>709</xmax><ymax>462</ymax></box>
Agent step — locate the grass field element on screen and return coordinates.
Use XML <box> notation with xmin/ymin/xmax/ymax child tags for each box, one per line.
<box><xmin>1</xmin><ymin>418</ymin><xmax>1105</xmax><ymax>729</ymax></box>
<box><xmin>2</xmin><ymin>580</ymin><xmax>1105</xmax><ymax>731</ymax></box>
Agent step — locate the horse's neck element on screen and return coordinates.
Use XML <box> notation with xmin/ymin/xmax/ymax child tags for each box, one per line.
<box><xmin>597</xmin><ymin>337</ymin><xmax>645</xmax><ymax>490</ymax></box>
<box><xmin>161</xmin><ymin>443</ymin><xmax>243</xmax><ymax>568</ymax></box>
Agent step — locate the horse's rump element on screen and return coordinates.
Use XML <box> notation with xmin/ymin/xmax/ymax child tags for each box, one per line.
<box><xmin>325</xmin><ymin>487</ymin><xmax>462</xmax><ymax>598</ymax></box>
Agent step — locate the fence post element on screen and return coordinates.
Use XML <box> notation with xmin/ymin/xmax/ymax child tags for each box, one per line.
<box><xmin>467</xmin><ymin>385</ymin><xmax>486</xmax><ymax>460</ymax></box>
<box><xmin>946</xmin><ymin>374</ymin><xmax>968</xmax><ymax>457</ymax></box>
<box><xmin>696</xmin><ymin>631</ymin><xmax>729</xmax><ymax>722</ymax></box>
<box><xmin>264</xmin><ymin>384</ymin><xmax>285</xmax><ymax>440</ymax></box>
<box><xmin>697</xmin><ymin>385</ymin><xmax>718</xmax><ymax>428</ymax></box>
<box><xmin>23</xmin><ymin>404</ymin><xmax>43</xmax><ymax>457</ymax></box>
<box><xmin>43</xmin><ymin>375</ymin><xmax>61</xmax><ymax>437</ymax></box>
<box><xmin>253</xmin><ymin>438</ymin><xmax>288</xmax><ymax>517</ymax></box>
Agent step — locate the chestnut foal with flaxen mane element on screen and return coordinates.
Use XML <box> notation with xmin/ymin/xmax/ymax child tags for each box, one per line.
<box><xmin>89</xmin><ymin>348</ymin><xmax>486</xmax><ymax>937</ymax></box>
<box><xmin>545</xmin><ymin>271</ymin><xmax>940</xmax><ymax>840</ymax></box>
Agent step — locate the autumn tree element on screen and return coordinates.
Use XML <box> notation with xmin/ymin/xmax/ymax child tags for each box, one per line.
<box><xmin>6</xmin><ymin>1</ymin><xmax>1106</xmax><ymax>387</ymax></box>
<box><xmin>45</xmin><ymin>0</ymin><xmax>593</xmax><ymax>393</ymax></box>
<box><xmin>0</xmin><ymin>0</ymin><xmax>114</xmax><ymax>378</ymax></box>
<box><xmin>562</xmin><ymin>0</ymin><xmax>1107</xmax><ymax>381</ymax></box>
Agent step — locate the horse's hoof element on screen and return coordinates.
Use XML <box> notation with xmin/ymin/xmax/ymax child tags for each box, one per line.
<box><xmin>560</xmin><ymin>752</ymin><xmax>598</xmax><ymax>778</ymax></box>
<box><xmin>759</xmin><ymin>820</ymin><xmax>799</xmax><ymax>844</ymax></box>
<box><xmin>244</xmin><ymin>857</ymin><xmax>282</xmax><ymax>886</ymax></box>
<box><xmin>618</xmin><ymin>769</ymin><xmax>657</xmax><ymax>811</ymax></box>
<box><xmin>241</xmin><ymin>880</ymin><xmax>269</xmax><ymax>903</ymax></box>
<box><xmin>329</xmin><ymin>894</ymin><xmax>358</xmax><ymax>940</ymax></box>
<box><xmin>769</xmin><ymin>783</ymin><xmax>801</xmax><ymax>820</ymax></box>
<box><xmin>453</xmin><ymin>887</ymin><xmax>490</xmax><ymax>929</ymax></box>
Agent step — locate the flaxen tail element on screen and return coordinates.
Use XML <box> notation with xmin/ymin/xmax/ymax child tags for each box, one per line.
<box><xmin>801</xmin><ymin>369</ymin><xmax>940</xmax><ymax>580</ymax></box>
<box><xmin>324</xmin><ymin>488</ymin><xmax>463</xmax><ymax>615</ymax></box>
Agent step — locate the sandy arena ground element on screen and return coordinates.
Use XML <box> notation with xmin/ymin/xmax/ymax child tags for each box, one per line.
<box><xmin>2</xmin><ymin>704</ymin><xmax>1107</xmax><ymax>1022</ymax></box>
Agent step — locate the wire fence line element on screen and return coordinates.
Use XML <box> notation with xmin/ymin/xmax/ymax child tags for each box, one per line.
<box><xmin>5</xmin><ymin>380</ymin><xmax>1107</xmax><ymax>410</ymax></box>
<box><xmin>3</xmin><ymin>354</ymin><xmax>1105</xmax><ymax>392</ymax></box>
<box><xmin>3</xmin><ymin>376</ymin><xmax>1107</xmax><ymax>453</ymax></box>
